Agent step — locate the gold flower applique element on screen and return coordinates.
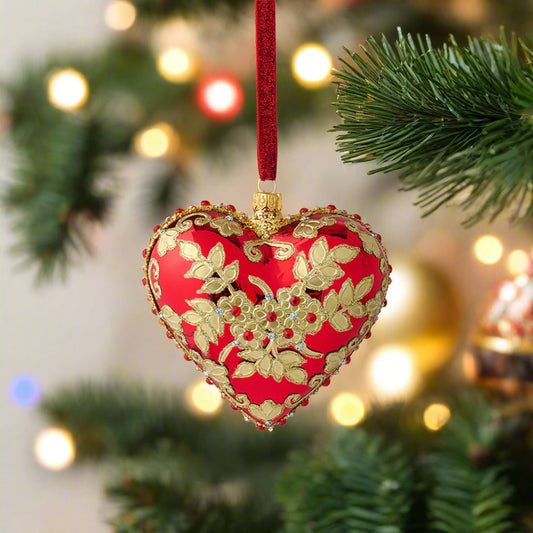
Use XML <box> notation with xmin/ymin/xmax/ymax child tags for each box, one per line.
<box><xmin>293</xmin><ymin>216</ymin><xmax>336</xmax><ymax>238</ymax></box>
<box><xmin>210</xmin><ymin>214</ymin><xmax>244</xmax><ymax>237</ymax></box>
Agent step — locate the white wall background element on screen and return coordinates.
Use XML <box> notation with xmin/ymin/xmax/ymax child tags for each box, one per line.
<box><xmin>0</xmin><ymin>2</ymin><xmax>530</xmax><ymax>532</ymax></box>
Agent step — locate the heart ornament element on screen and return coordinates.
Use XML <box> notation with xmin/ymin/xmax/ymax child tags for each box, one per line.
<box><xmin>143</xmin><ymin>192</ymin><xmax>391</xmax><ymax>430</ymax></box>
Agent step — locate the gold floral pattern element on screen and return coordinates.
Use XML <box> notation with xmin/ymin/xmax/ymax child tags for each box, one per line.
<box><xmin>210</xmin><ymin>215</ymin><xmax>244</xmax><ymax>237</ymax></box>
<box><xmin>144</xmin><ymin>201</ymin><xmax>391</xmax><ymax>430</ymax></box>
<box><xmin>248</xmin><ymin>399</ymin><xmax>284</xmax><ymax>422</ymax></box>
<box><xmin>293</xmin><ymin>216</ymin><xmax>336</xmax><ymax>238</ymax></box>
<box><xmin>148</xmin><ymin>258</ymin><xmax>162</xmax><ymax>298</ymax></box>
<box><xmin>243</xmin><ymin>240</ymin><xmax>295</xmax><ymax>262</ymax></box>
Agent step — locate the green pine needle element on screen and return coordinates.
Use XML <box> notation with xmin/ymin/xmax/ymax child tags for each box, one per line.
<box><xmin>334</xmin><ymin>29</ymin><xmax>533</xmax><ymax>225</ymax></box>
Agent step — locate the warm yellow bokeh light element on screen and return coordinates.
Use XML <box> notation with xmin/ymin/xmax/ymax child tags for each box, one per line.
<box><xmin>133</xmin><ymin>122</ymin><xmax>179</xmax><ymax>158</ymax></box>
<box><xmin>423</xmin><ymin>403</ymin><xmax>451</xmax><ymax>431</ymax></box>
<box><xmin>157</xmin><ymin>48</ymin><xmax>195</xmax><ymax>83</ymax></box>
<box><xmin>47</xmin><ymin>69</ymin><xmax>89</xmax><ymax>111</ymax></box>
<box><xmin>104</xmin><ymin>1</ymin><xmax>137</xmax><ymax>31</ymax></box>
<box><xmin>370</xmin><ymin>345</ymin><xmax>415</xmax><ymax>396</ymax></box>
<box><xmin>34</xmin><ymin>428</ymin><xmax>75</xmax><ymax>471</ymax></box>
<box><xmin>291</xmin><ymin>44</ymin><xmax>333</xmax><ymax>88</ymax></box>
<box><xmin>474</xmin><ymin>235</ymin><xmax>503</xmax><ymax>265</ymax></box>
<box><xmin>187</xmin><ymin>381</ymin><xmax>223</xmax><ymax>416</ymax></box>
<box><xmin>507</xmin><ymin>249</ymin><xmax>529</xmax><ymax>276</ymax></box>
<box><xmin>330</xmin><ymin>393</ymin><xmax>366</xmax><ymax>426</ymax></box>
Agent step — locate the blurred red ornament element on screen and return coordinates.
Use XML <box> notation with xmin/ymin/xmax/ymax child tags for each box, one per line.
<box><xmin>464</xmin><ymin>254</ymin><xmax>533</xmax><ymax>398</ymax></box>
<box><xmin>196</xmin><ymin>75</ymin><xmax>244</xmax><ymax>121</ymax></box>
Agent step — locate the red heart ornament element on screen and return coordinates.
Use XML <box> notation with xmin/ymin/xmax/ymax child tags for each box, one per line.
<box><xmin>143</xmin><ymin>194</ymin><xmax>391</xmax><ymax>430</ymax></box>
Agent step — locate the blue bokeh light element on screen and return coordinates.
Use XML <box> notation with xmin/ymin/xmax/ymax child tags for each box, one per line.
<box><xmin>8</xmin><ymin>374</ymin><xmax>42</xmax><ymax>408</ymax></box>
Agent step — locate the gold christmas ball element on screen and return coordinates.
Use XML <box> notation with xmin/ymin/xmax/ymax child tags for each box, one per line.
<box><xmin>464</xmin><ymin>258</ymin><xmax>533</xmax><ymax>399</ymax></box>
<box><xmin>371</xmin><ymin>256</ymin><xmax>461</xmax><ymax>374</ymax></box>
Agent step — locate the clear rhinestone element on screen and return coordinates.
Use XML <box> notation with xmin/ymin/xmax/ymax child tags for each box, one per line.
<box><xmin>203</xmin><ymin>371</ymin><xmax>209</xmax><ymax>376</ymax></box>
<box><xmin>289</xmin><ymin>312</ymin><xmax>298</xmax><ymax>320</ymax></box>
<box><xmin>295</xmin><ymin>342</ymin><xmax>304</xmax><ymax>350</ymax></box>
<box><xmin>243</xmin><ymin>416</ymin><xmax>249</xmax><ymax>422</ymax></box>
<box><xmin>265</xmin><ymin>293</ymin><xmax>274</xmax><ymax>301</ymax></box>
<box><xmin>215</xmin><ymin>204</ymin><xmax>222</xmax><ymax>208</ymax></box>
<box><xmin>288</xmin><ymin>412</ymin><xmax>294</xmax><ymax>418</ymax></box>
<box><xmin>231</xmin><ymin>339</ymin><xmax>240</xmax><ymax>347</ymax></box>
<box><xmin>301</xmin><ymin>216</ymin><xmax>310</xmax><ymax>220</ymax></box>
<box><xmin>268</xmin><ymin>427</ymin><xmax>274</xmax><ymax>432</ymax></box>
<box><xmin>216</xmin><ymin>308</ymin><xmax>224</xmax><ymax>315</ymax></box>
<box><xmin>267</xmin><ymin>332</ymin><xmax>276</xmax><ymax>340</ymax></box>
<box><xmin>159</xmin><ymin>313</ymin><xmax>164</xmax><ymax>319</ymax></box>
<box><xmin>225</xmin><ymin>215</ymin><xmax>234</xmax><ymax>221</ymax></box>
<box><xmin>158</xmin><ymin>229</ymin><xmax>165</xmax><ymax>235</ymax></box>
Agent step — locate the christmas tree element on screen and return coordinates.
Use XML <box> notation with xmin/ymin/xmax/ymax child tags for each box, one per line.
<box><xmin>1</xmin><ymin>1</ymin><xmax>532</xmax><ymax>532</ymax></box>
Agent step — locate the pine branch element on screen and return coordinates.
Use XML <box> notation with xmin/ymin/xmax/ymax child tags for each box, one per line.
<box><xmin>428</xmin><ymin>394</ymin><xmax>517</xmax><ymax>533</ymax></box>
<box><xmin>107</xmin><ymin>453</ymin><xmax>281</xmax><ymax>533</ymax></box>
<box><xmin>41</xmin><ymin>381</ymin><xmax>316</xmax><ymax>479</ymax></box>
<box><xmin>277</xmin><ymin>429</ymin><xmax>419</xmax><ymax>532</ymax></box>
<box><xmin>334</xmin><ymin>29</ymin><xmax>533</xmax><ymax>225</ymax></box>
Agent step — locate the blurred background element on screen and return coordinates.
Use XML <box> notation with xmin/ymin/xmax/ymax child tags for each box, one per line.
<box><xmin>0</xmin><ymin>1</ymin><xmax>532</xmax><ymax>532</ymax></box>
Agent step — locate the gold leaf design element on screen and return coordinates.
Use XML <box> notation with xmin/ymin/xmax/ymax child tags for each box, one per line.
<box><xmin>183</xmin><ymin>299</ymin><xmax>223</xmax><ymax>354</ymax></box>
<box><xmin>323</xmin><ymin>291</ymin><xmax>340</xmax><ymax>316</ymax></box>
<box><xmin>293</xmin><ymin>252</ymin><xmax>310</xmax><ymax>281</ymax></box>
<box><xmin>210</xmin><ymin>216</ymin><xmax>244</xmax><ymax>237</ymax></box>
<box><xmin>309</xmin><ymin>237</ymin><xmax>329</xmax><ymax>267</ymax></box>
<box><xmin>324</xmin><ymin>347</ymin><xmax>347</xmax><ymax>374</ymax></box>
<box><xmin>207</xmin><ymin>242</ymin><xmax>225</xmax><ymax>269</ymax></box>
<box><xmin>354</xmin><ymin>275</ymin><xmax>374</xmax><ymax>301</ymax></box>
<box><xmin>221</xmin><ymin>261</ymin><xmax>239</xmax><ymax>284</ymax></box>
<box><xmin>330</xmin><ymin>312</ymin><xmax>352</xmax><ymax>332</ymax></box>
<box><xmin>285</xmin><ymin>367</ymin><xmax>307</xmax><ymax>385</ymax></box>
<box><xmin>160</xmin><ymin>305</ymin><xmax>184</xmax><ymax>340</ymax></box>
<box><xmin>199</xmin><ymin>278</ymin><xmax>227</xmax><ymax>294</ymax></box>
<box><xmin>293</xmin><ymin>216</ymin><xmax>336</xmax><ymax>238</ymax></box>
<box><xmin>157</xmin><ymin>228</ymin><xmax>180</xmax><ymax>257</ymax></box>
<box><xmin>234</xmin><ymin>393</ymin><xmax>251</xmax><ymax>408</ymax></box>
<box><xmin>148</xmin><ymin>258</ymin><xmax>162</xmax><ymax>298</ymax></box>
<box><xmin>203</xmin><ymin>359</ymin><xmax>230</xmax><ymax>385</ymax></box>
<box><xmin>339</xmin><ymin>279</ymin><xmax>355</xmax><ymax>307</ymax></box>
<box><xmin>248</xmin><ymin>399</ymin><xmax>284</xmax><ymax>422</ymax></box>
<box><xmin>233</xmin><ymin>361</ymin><xmax>256</xmax><ymax>378</ymax></box>
<box><xmin>331</xmin><ymin>244</ymin><xmax>360</xmax><ymax>264</ymax></box>
<box><xmin>243</xmin><ymin>240</ymin><xmax>295</xmax><ymax>263</ymax></box>
<box><xmin>179</xmin><ymin>241</ymin><xmax>202</xmax><ymax>261</ymax></box>
<box><xmin>249</xmin><ymin>275</ymin><xmax>273</xmax><ymax>297</ymax></box>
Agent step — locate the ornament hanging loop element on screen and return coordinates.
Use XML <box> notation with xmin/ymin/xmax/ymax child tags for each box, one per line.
<box><xmin>257</xmin><ymin>178</ymin><xmax>277</xmax><ymax>193</ymax></box>
<box><xmin>255</xmin><ymin>0</ymin><xmax>278</xmax><ymax>182</ymax></box>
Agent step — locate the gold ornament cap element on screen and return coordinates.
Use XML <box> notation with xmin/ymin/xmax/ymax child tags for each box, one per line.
<box><xmin>253</xmin><ymin>191</ymin><xmax>282</xmax><ymax>214</ymax></box>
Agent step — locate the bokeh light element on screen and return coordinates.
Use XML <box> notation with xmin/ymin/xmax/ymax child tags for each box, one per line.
<box><xmin>8</xmin><ymin>374</ymin><xmax>41</xmax><ymax>408</ymax></box>
<box><xmin>187</xmin><ymin>381</ymin><xmax>223</xmax><ymax>416</ymax></box>
<box><xmin>507</xmin><ymin>249</ymin><xmax>530</xmax><ymax>276</ymax></box>
<box><xmin>34</xmin><ymin>428</ymin><xmax>76</xmax><ymax>471</ymax></box>
<box><xmin>157</xmin><ymin>47</ymin><xmax>195</xmax><ymax>83</ymax></box>
<box><xmin>370</xmin><ymin>345</ymin><xmax>416</xmax><ymax>397</ymax></box>
<box><xmin>133</xmin><ymin>122</ymin><xmax>179</xmax><ymax>158</ymax></box>
<box><xmin>423</xmin><ymin>403</ymin><xmax>451</xmax><ymax>431</ymax></box>
<box><xmin>47</xmin><ymin>69</ymin><xmax>89</xmax><ymax>111</ymax></box>
<box><xmin>291</xmin><ymin>43</ymin><xmax>333</xmax><ymax>88</ymax></box>
<box><xmin>104</xmin><ymin>0</ymin><xmax>137</xmax><ymax>31</ymax></box>
<box><xmin>474</xmin><ymin>235</ymin><xmax>503</xmax><ymax>265</ymax></box>
<box><xmin>329</xmin><ymin>393</ymin><xmax>365</xmax><ymax>426</ymax></box>
<box><xmin>197</xmin><ymin>75</ymin><xmax>244</xmax><ymax>121</ymax></box>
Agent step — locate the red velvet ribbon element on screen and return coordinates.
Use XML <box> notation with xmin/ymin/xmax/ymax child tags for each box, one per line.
<box><xmin>256</xmin><ymin>0</ymin><xmax>277</xmax><ymax>182</ymax></box>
